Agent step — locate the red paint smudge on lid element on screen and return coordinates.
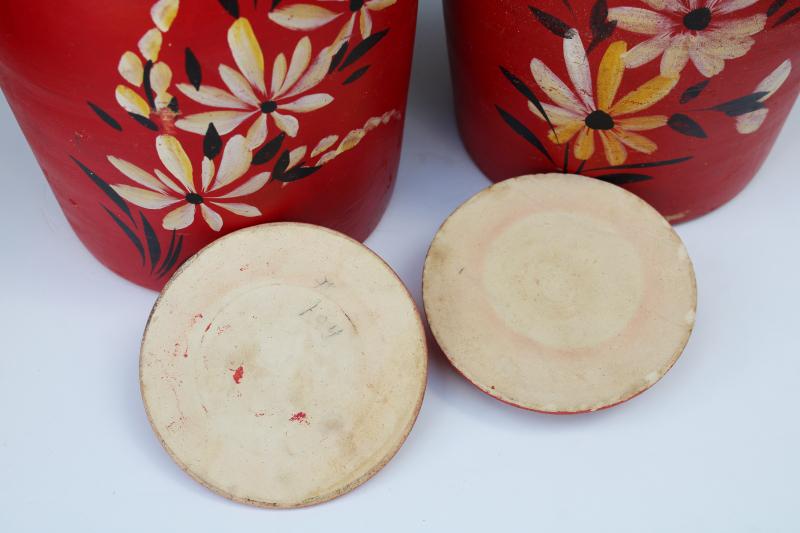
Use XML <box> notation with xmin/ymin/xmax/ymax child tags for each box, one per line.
<box><xmin>204</xmin><ymin>323</ymin><xmax>212</xmax><ymax>333</ymax></box>
<box><xmin>290</xmin><ymin>412</ymin><xmax>307</xmax><ymax>423</ymax></box>
<box><xmin>232</xmin><ymin>366</ymin><xmax>244</xmax><ymax>384</ymax></box>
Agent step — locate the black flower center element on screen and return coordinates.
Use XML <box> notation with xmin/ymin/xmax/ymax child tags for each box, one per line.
<box><xmin>350</xmin><ymin>0</ymin><xmax>365</xmax><ymax>11</ymax></box>
<box><xmin>260</xmin><ymin>100</ymin><xmax>278</xmax><ymax>114</ymax></box>
<box><xmin>683</xmin><ymin>8</ymin><xmax>712</xmax><ymax>31</ymax></box>
<box><xmin>185</xmin><ymin>193</ymin><xmax>204</xmax><ymax>205</ymax></box>
<box><xmin>585</xmin><ymin>110</ymin><xmax>615</xmax><ymax>131</ymax></box>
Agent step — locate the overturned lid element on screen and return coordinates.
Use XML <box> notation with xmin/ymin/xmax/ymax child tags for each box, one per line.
<box><xmin>423</xmin><ymin>174</ymin><xmax>697</xmax><ymax>414</ymax></box>
<box><xmin>140</xmin><ymin>223</ymin><xmax>427</xmax><ymax>508</ymax></box>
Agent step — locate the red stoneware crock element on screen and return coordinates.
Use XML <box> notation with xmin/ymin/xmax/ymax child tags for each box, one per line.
<box><xmin>444</xmin><ymin>0</ymin><xmax>799</xmax><ymax>222</ymax></box>
<box><xmin>0</xmin><ymin>0</ymin><xmax>417</xmax><ymax>290</ymax></box>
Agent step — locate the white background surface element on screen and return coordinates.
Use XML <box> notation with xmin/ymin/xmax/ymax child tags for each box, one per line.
<box><xmin>1</xmin><ymin>3</ymin><xmax>799</xmax><ymax>532</ymax></box>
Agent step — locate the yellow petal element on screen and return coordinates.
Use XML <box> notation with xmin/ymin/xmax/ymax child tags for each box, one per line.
<box><xmin>614</xmin><ymin>129</ymin><xmax>658</xmax><ymax>154</ymax></box>
<box><xmin>115</xmin><ymin>85</ymin><xmax>150</xmax><ymax>116</ymax></box>
<box><xmin>610</xmin><ymin>75</ymin><xmax>678</xmax><ymax>116</ymax></box>
<box><xmin>597</xmin><ymin>41</ymin><xmax>627</xmax><ymax>112</ymax></box>
<box><xmin>268</xmin><ymin>4</ymin><xmax>342</xmax><ymax>30</ymax></box>
<box><xmin>616</xmin><ymin>115</ymin><xmax>668</xmax><ymax>131</ymax></box>
<box><xmin>118</xmin><ymin>51</ymin><xmax>144</xmax><ymax>87</ymax></box>
<box><xmin>156</xmin><ymin>135</ymin><xmax>195</xmax><ymax>193</ymax></box>
<box><xmin>547</xmin><ymin>120</ymin><xmax>585</xmax><ymax>145</ymax></box>
<box><xmin>599</xmin><ymin>131</ymin><xmax>628</xmax><ymax>166</ymax></box>
<box><xmin>138</xmin><ymin>28</ymin><xmax>163</xmax><ymax>62</ymax></box>
<box><xmin>366</xmin><ymin>0</ymin><xmax>397</xmax><ymax>10</ymax></box>
<box><xmin>151</xmin><ymin>0</ymin><xmax>179</xmax><ymax>32</ymax></box>
<box><xmin>573</xmin><ymin>127</ymin><xmax>596</xmax><ymax>160</ymax></box>
<box><xmin>228</xmin><ymin>18</ymin><xmax>266</xmax><ymax>96</ymax></box>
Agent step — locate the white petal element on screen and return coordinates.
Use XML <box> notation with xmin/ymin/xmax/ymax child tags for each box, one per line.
<box><xmin>660</xmin><ymin>34</ymin><xmax>690</xmax><ymax>76</ymax></box>
<box><xmin>564</xmin><ymin>33</ymin><xmax>594</xmax><ymax>110</ymax></box>
<box><xmin>288</xmin><ymin>146</ymin><xmax>307</xmax><ymax>169</ymax></box>
<box><xmin>755</xmin><ymin>60</ymin><xmax>792</xmax><ymax>100</ymax></box>
<box><xmin>312</xmin><ymin>135</ymin><xmax>339</xmax><ymax>157</ymax></box>
<box><xmin>366</xmin><ymin>0</ymin><xmax>396</xmax><ymax>10</ymax></box>
<box><xmin>118</xmin><ymin>51</ymin><xmax>144</xmax><ymax>87</ymax></box>
<box><xmin>201</xmin><ymin>204</ymin><xmax>224</xmax><ymax>232</ymax></box>
<box><xmin>277</xmin><ymin>37</ymin><xmax>312</xmax><ymax>98</ymax></box>
<box><xmin>623</xmin><ymin>34</ymin><xmax>671</xmax><ymax>69</ymax></box>
<box><xmin>210</xmin><ymin>202</ymin><xmax>262</xmax><ymax>217</ymax></box>
<box><xmin>360</xmin><ymin>8</ymin><xmax>373</xmax><ymax>39</ymax></box>
<box><xmin>227</xmin><ymin>18</ymin><xmax>266</xmax><ymax>96</ymax></box>
<box><xmin>278</xmin><ymin>93</ymin><xmax>333</xmax><ymax>113</ymax></box>
<box><xmin>163</xmin><ymin>203</ymin><xmax>196</xmax><ymax>230</ymax></box>
<box><xmin>272</xmin><ymin>53</ymin><xmax>288</xmax><ymax>96</ymax></box>
<box><xmin>151</xmin><ymin>0</ymin><xmax>180</xmax><ymax>32</ymax></box>
<box><xmin>211</xmin><ymin>135</ymin><xmax>253</xmax><ymax>191</ymax></box>
<box><xmin>219</xmin><ymin>64</ymin><xmax>261</xmax><ymax>107</ymax></box>
<box><xmin>283</xmin><ymin>47</ymin><xmax>334</xmax><ymax>98</ymax></box>
<box><xmin>714</xmin><ymin>0</ymin><xmax>759</xmax><ymax>14</ymax></box>
<box><xmin>689</xmin><ymin>39</ymin><xmax>726</xmax><ymax>77</ymax></box>
<box><xmin>736</xmin><ymin>108</ymin><xmax>769</xmax><ymax>134</ymax></box>
<box><xmin>154</xmin><ymin>169</ymin><xmax>185</xmax><ymax>194</ymax></box>
<box><xmin>337</xmin><ymin>129</ymin><xmax>366</xmax><ymax>154</ymax></box>
<box><xmin>245</xmin><ymin>113</ymin><xmax>269</xmax><ymax>149</ymax></box>
<box><xmin>268</xmin><ymin>4</ymin><xmax>342</xmax><ymax>30</ymax></box>
<box><xmin>115</xmin><ymin>85</ymin><xmax>151</xmax><ymax>116</ymax></box>
<box><xmin>530</xmin><ymin>58</ymin><xmax>585</xmax><ymax>113</ymax></box>
<box><xmin>107</xmin><ymin>156</ymin><xmax>166</xmax><ymax>192</ymax></box>
<box><xmin>149</xmin><ymin>62</ymin><xmax>172</xmax><ymax>95</ymax></box>
<box><xmin>271</xmin><ymin>112</ymin><xmax>300</xmax><ymax>137</ymax></box>
<box><xmin>214</xmin><ymin>172</ymin><xmax>271</xmax><ymax>198</ymax></box>
<box><xmin>111</xmin><ymin>184</ymin><xmax>180</xmax><ymax>209</ymax></box>
<box><xmin>138</xmin><ymin>28</ymin><xmax>163</xmax><ymax>62</ymax></box>
<box><xmin>176</xmin><ymin>83</ymin><xmax>250</xmax><ymax>109</ymax></box>
<box><xmin>527</xmin><ymin>101</ymin><xmax>582</xmax><ymax>126</ymax></box>
<box><xmin>201</xmin><ymin>157</ymin><xmax>216</xmax><ymax>192</ymax></box>
<box><xmin>607</xmin><ymin>7</ymin><xmax>674</xmax><ymax>35</ymax></box>
<box><xmin>175</xmin><ymin>110</ymin><xmax>255</xmax><ymax>135</ymax></box>
<box><xmin>156</xmin><ymin>135</ymin><xmax>195</xmax><ymax>192</ymax></box>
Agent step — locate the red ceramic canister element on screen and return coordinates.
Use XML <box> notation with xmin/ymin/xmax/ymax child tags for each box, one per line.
<box><xmin>444</xmin><ymin>0</ymin><xmax>799</xmax><ymax>222</ymax></box>
<box><xmin>0</xmin><ymin>0</ymin><xmax>417</xmax><ymax>289</ymax></box>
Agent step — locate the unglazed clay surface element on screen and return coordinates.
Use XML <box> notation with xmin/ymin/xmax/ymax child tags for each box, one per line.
<box><xmin>140</xmin><ymin>223</ymin><xmax>427</xmax><ymax>508</ymax></box>
<box><xmin>423</xmin><ymin>174</ymin><xmax>697</xmax><ymax>413</ymax></box>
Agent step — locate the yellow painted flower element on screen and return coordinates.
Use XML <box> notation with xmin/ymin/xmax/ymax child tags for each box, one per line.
<box><xmin>609</xmin><ymin>0</ymin><xmax>766</xmax><ymax>77</ymax></box>
<box><xmin>108</xmin><ymin>135</ymin><xmax>270</xmax><ymax>232</ymax></box>
<box><xmin>529</xmin><ymin>36</ymin><xmax>678</xmax><ymax>166</ymax></box>
<box><xmin>269</xmin><ymin>0</ymin><xmax>397</xmax><ymax>40</ymax></box>
<box><xmin>176</xmin><ymin>18</ymin><xmax>333</xmax><ymax>147</ymax></box>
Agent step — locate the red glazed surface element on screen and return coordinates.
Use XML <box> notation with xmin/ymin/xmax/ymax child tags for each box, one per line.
<box><xmin>444</xmin><ymin>0</ymin><xmax>800</xmax><ymax>222</ymax></box>
<box><xmin>0</xmin><ymin>0</ymin><xmax>417</xmax><ymax>290</ymax></box>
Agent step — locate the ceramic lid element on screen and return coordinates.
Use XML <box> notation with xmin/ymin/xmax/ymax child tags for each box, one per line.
<box><xmin>423</xmin><ymin>174</ymin><xmax>697</xmax><ymax>414</ymax></box>
<box><xmin>140</xmin><ymin>223</ymin><xmax>427</xmax><ymax>508</ymax></box>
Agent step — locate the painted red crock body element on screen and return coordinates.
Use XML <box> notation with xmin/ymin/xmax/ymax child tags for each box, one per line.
<box><xmin>444</xmin><ymin>0</ymin><xmax>799</xmax><ymax>222</ymax></box>
<box><xmin>0</xmin><ymin>0</ymin><xmax>417</xmax><ymax>290</ymax></box>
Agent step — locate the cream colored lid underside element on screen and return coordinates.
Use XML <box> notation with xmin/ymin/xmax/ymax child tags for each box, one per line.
<box><xmin>423</xmin><ymin>174</ymin><xmax>696</xmax><ymax>413</ymax></box>
<box><xmin>140</xmin><ymin>224</ymin><xmax>427</xmax><ymax>508</ymax></box>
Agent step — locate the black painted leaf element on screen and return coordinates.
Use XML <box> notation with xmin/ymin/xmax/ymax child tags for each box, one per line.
<box><xmin>344</xmin><ymin>65</ymin><xmax>370</xmax><ymax>84</ymax></box>
<box><xmin>219</xmin><ymin>0</ymin><xmax>240</xmax><ymax>18</ymax></box>
<box><xmin>529</xmin><ymin>7</ymin><xmax>576</xmax><ymax>39</ymax></box>
<box><xmin>668</xmin><ymin>113</ymin><xmax>707</xmax><ymax>138</ymax></box>
<box><xmin>129</xmin><ymin>113</ymin><xmax>159</xmax><ymax>131</ymax></box>
<box><xmin>500</xmin><ymin>66</ymin><xmax>555</xmax><ymax>135</ymax></box>
<box><xmin>774</xmin><ymin>7</ymin><xmax>800</xmax><ymax>27</ymax></box>
<box><xmin>252</xmin><ymin>133</ymin><xmax>286</xmax><ymax>165</ymax></box>
<box><xmin>87</xmin><ymin>102</ymin><xmax>122</xmax><ymax>131</ymax></box>
<box><xmin>587</xmin><ymin>0</ymin><xmax>617</xmax><ymax>53</ymax></box>
<box><xmin>140</xmin><ymin>212</ymin><xmax>161</xmax><ymax>272</ymax></box>
<box><xmin>767</xmin><ymin>0</ymin><xmax>789</xmax><ymax>16</ymax></box>
<box><xmin>562</xmin><ymin>142</ymin><xmax>571</xmax><ymax>173</ymax></box>
<box><xmin>167</xmin><ymin>96</ymin><xmax>180</xmax><ymax>113</ymax></box>
<box><xmin>585</xmin><ymin>155</ymin><xmax>693</xmax><ymax>172</ymax></box>
<box><xmin>185</xmin><ymin>48</ymin><xmax>202</xmax><ymax>90</ymax></box>
<box><xmin>204</xmin><ymin>123</ymin><xmax>223</xmax><ymax>159</ymax></box>
<box><xmin>272</xmin><ymin>150</ymin><xmax>292</xmax><ymax>178</ymax></box>
<box><xmin>496</xmin><ymin>105</ymin><xmax>555</xmax><ymax>165</ymax></box>
<box><xmin>103</xmin><ymin>206</ymin><xmax>145</xmax><ymax>265</ymax></box>
<box><xmin>680</xmin><ymin>79</ymin><xmax>710</xmax><ymax>104</ymax></box>
<box><xmin>340</xmin><ymin>29</ymin><xmax>389</xmax><ymax>71</ymax></box>
<box><xmin>142</xmin><ymin>60</ymin><xmax>156</xmax><ymax>110</ymax></box>
<box><xmin>71</xmin><ymin>157</ymin><xmax>134</xmax><ymax>223</ymax></box>
<box><xmin>329</xmin><ymin>41</ymin><xmax>349</xmax><ymax>73</ymax></box>
<box><xmin>561</xmin><ymin>0</ymin><xmax>574</xmax><ymax>13</ymax></box>
<box><xmin>597</xmin><ymin>173</ymin><xmax>654</xmax><ymax>185</ymax></box>
<box><xmin>158</xmin><ymin>235</ymin><xmax>184</xmax><ymax>279</ymax></box>
<box><xmin>157</xmin><ymin>231</ymin><xmax>177</xmax><ymax>277</ymax></box>
<box><xmin>711</xmin><ymin>92</ymin><xmax>767</xmax><ymax>116</ymax></box>
<box><xmin>274</xmin><ymin>165</ymin><xmax>322</xmax><ymax>183</ymax></box>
